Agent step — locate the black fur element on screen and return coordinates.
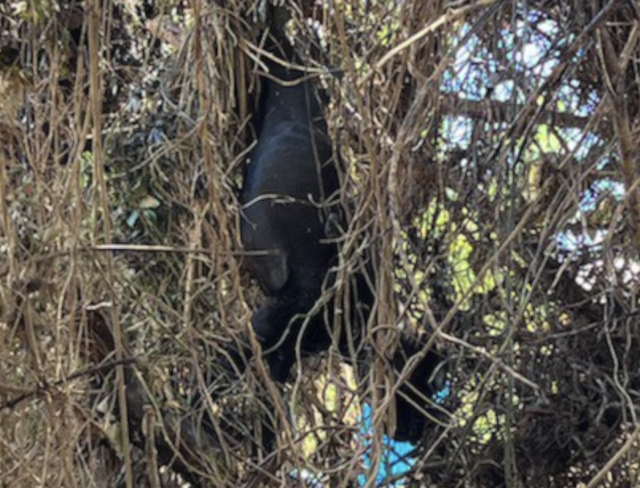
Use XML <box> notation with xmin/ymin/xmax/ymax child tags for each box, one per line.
<box><xmin>391</xmin><ymin>335</ymin><xmax>445</xmax><ymax>442</ymax></box>
<box><xmin>240</xmin><ymin>26</ymin><xmax>340</xmax><ymax>381</ymax></box>
<box><xmin>238</xmin><ymin>10</ymin><xmax>445</xmax><ymax>443</ymax></box>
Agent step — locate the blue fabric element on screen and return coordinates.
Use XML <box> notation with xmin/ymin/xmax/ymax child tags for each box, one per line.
<box><xmin>289</xmin><ymin>384</ymin><xmax>451</xmax><ymax>486</ymax></box>
<box><xmin>358</xmin><ymin>383</ymin><xmax>450</xmax><ymax>486</ymax></box>
<box><xmin>357</xmin><ymin>404</ymin><xmax>416</xmax><ymax>486</ymax></box>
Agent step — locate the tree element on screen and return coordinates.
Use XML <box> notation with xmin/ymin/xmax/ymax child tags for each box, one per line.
<box><xmin>1</xmin><ymin>1</ymin><xmax>639</xmax><ymax>487</ymax></box>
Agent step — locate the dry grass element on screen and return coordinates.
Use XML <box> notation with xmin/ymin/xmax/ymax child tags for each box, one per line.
<box><xmin>1</xmin><ymin>0</ymin><xmax>640</xmax><ymax>487</ymax></box>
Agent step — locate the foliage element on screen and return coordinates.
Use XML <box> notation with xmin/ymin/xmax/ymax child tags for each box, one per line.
<box><xmin>1</xmin><ymin>0</ymin><xmax>640</xmax><ymax>487</ymax></box>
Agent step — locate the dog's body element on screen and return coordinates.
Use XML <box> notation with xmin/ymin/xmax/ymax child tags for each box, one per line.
<box><xmin>238</xmin><ymin>14</ymin><xmax>444</xmax><ymax>443</ymax></box>
<box><xmin>240</xmin><ymin>30</ymin><xmax>340</xmax><ymax>381</ymax></box>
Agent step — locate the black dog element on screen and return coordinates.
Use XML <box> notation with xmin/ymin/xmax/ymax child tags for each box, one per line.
<box><xmin>239</xmin><ymin>12</ymin><xmax>445</xmax><ymax>443</ymax></box>
<box><xmin>240</xmin><ymin>27</ymin><xmax>340</xmax><ymax>382</ymax></box>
